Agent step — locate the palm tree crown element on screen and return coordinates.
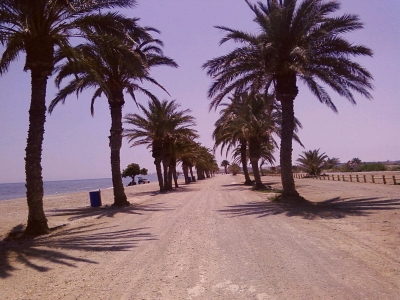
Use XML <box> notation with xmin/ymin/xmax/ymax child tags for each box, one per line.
<box><xmin>297</xmin><ymin>149</ymin><xmax>328</xmax><ymax>176</ymax></box>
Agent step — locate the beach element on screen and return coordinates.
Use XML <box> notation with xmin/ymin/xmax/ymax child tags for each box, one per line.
<box><xmin>1</xmin><ymin>174</ymin><xmax>399</xmax><ymax>299</ymax></box>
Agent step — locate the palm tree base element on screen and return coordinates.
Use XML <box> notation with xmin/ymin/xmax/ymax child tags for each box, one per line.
<box><xmin>277</xmin><ymin>193</ymin><xmax>308</xmax><ymax>204</ymax></box>
<box><xmin>252</xmin><ymin>183</ymin><xmax>267</xmax><ymax>191</ymax></box>
<box><xmin>244</xmin><ymin>180</ymin><xmax>253</xmax><ymax>186</ymax></box>
<box><xmin>24</xmin><ymin>221</ymin><xmax>50</xmax><ymax>236</ymax></box>
<box><xmin>112</xmin><ymin>200</ymin><xmax>130</xmax><ymax>207</ymax></box>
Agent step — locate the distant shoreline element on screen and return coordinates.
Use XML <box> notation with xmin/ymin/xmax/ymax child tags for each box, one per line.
<box><xmin>0</xmin><ymin>175</ymin><xmax>159</xmax><ymax>201</ymax></box>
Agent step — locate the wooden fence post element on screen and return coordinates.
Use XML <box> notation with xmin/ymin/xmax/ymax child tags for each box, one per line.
<box><xmin>350</xmin><ymin>175</ymin><xmax>352</xmax><ymax>182</ymax></box>
<box><xmin>356</xmin><ymin>175</ymin><xmax>359</xmax><ymax>182</ymax></box>
<box><xmin>342</xmin><ymin>175</ymin><xmax>345</xmax><ymax>181</ymax></box>
<box><xmin>363</xmin><ymin>175</ymin><xmax>366</xmax><ymax>183</ymax></box>
<box><xmin>372</xmin><ymin>175</ymin><xmax>375</xmax><ymax>183</ymax></box>
<box><xmin>383</xmin><ymin>175</ymin><xmax>386</xmax><ymax>184</ymax></box>
<box><xmin>393</xmin><ymin>176</ymin><xmax>397</xmax><ymax>185</ymax></box>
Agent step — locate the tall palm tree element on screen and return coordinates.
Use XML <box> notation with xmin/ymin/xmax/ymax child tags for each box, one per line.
<box><xmin>220</xmin><ymin>160</ymin><xmax>230</xmax><ymax>174</ymax></box>
<box><xmin>239</xmin><ymin>93</ymin><xmax>277</xmax><ymax>189</ymax></box>
<box><xmin>297</xmin><ymin>149</ymin><xmax>328</xmax><ymax>176</ymax></box>
<box><xmin>49</xmin><ymin>26</ymin><xmax>177</xmax><ymax>206</ymax></box>
<box><xmin>203</xmin><ymin>0</ymin><xmax>373</xmax><ymax>200</ymax></box>
<box><xmin>124</xmin><ymin>99</ymin><xmax>197</xmax><ymax>192</ymax></box>
<box><xmin>230</xmin><ymin>143</ymin><xmax>252</xmax><ymax>184</ymax></box>
<box><xmin>213</xmin><ymin>100</ymin><xmax>253</xmax><ymax>185</ymax></box>
<box><xmin>0</xmin><ymin>0</ymin><xmax>137</xmax><ymax>235</ymax></box>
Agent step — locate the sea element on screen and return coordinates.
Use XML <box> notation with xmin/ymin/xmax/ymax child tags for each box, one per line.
<box><xmin>0</xmin><ymin>174</ymin><xmax>159</xmax><ymax>201</ymax></box>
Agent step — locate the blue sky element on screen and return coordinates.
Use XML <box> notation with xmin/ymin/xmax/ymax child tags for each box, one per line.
<box><xmin>0</xmin><ymin>0</ymin><xmax>399</xmax><ymax>183</ymax></box>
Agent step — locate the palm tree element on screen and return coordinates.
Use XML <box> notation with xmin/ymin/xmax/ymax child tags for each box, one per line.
<box><xmin>219</xmin><ymin>92</ymin><xmax>287</xmax><ymax>189</ymax></box>
<box><xmin>239</xmin><ymin>93</ymin><xmax>277</xmax><ymax>189</ymax></box>
<box><xmin>297</xmin><ymin>149</ymin><xmax>328</xmax><ymax>176</ymax></box>
<box><xmin>324</xmin><ymin>157</ymin><xmax>340</xmax><ymax>169</ymax></box>
<box><xmin>0</xmin><ymin>0</ymin><xmax>138</xmax><ymax>235</ymax></box>
<box><xmin>195</xmin><ymin>145</ymin><xmax>217</xmax><ymax>180</ymax></box>
<box><xmin>174</xmin><ymin>135</ymin><xmax>199</xmax><ymax>185</ymax></box>
<box><xmin>213</xmin><ymin>99</ymin><xmax>253</xmax><ymax>185</ymax></box>
<box><xmin>220</xmin><ymin>160</ymin><xmax>230</xmax><ymax>174</ymax></box>
<box><xmin>49</xmin><ymin>26</ymin><xmax>177</xmax><ymax>206</ymax></box>
<box><xmin>259</xmin><ymin>141</ymin><xmax>276</xmax><ymax>175</ymax></box>
<box><xmin>203</xmin><ymin>0</ymin><xmax>373</xmax><ymax>200</ymax></box>
<box><xmin>124</xmin><ymin>99</ymin><xmax>197</xmax><ymax>192</ymax></box>
<box><xmin>178</xmin><ymin>137</ymin><xmax>201</xmax><ymax>184</ymax></box>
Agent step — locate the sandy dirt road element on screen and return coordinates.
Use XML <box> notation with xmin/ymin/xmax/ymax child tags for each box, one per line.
<box><xmin>1</xmin><ymin>174</ymin><xmax>399</xmax><ymax>299</ymax></box>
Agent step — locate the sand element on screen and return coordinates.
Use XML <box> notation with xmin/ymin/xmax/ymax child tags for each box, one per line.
<box><xmin>0</xmin><ymin>174</ymin><xmax>399</xmax><ymax>299</ymax></box>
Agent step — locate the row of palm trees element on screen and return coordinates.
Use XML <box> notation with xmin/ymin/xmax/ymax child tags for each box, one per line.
<box><xmin>0</xmin><ymin>0</ymin><xmax>183</xmax><ymax>235</ymax></box>
<box><xmin>123</xmin><ymin>99</ymin><xmax>219</xmax><ymax>192</ymax></box>
<box><xmin>204</xmin><ymin>0</ymin><xmax>373</xmax><ymax>198</ymax></box>
<box><xmin>1</xmin><ymin>0</ymin><xmax>374</xmax><ymax>235</ymax></box>
<box><xmin>213</xmin><ymin>92</ymin><xmax>303</xmax><ymax>190</ymax></box>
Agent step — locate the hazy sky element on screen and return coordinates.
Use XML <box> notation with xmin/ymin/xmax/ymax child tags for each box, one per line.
<box><xmin>0</xmin><ymin>0</ymin><xmax>399</xmax><ymax>183</ymax></box>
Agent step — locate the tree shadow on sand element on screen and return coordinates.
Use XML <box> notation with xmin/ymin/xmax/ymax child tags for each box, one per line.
<box><xmin>218</xmin><ymin>196</ymin><xmax>400</xmax><ymax>220</ymax></box>
<box><xmin>0</xmin><ymin>223</ymin><xmax>156</xmax><ymax>278</ymax></box>
<box><xmin>219</xmin><ymin>183</ymin><xmax>254</xmax><ymax>192</ymax></box>
<box><xmin>47</xmin><ymin>202</ymin><xmax>172</xmax><ymax>221</ymax></box>
<box><xmin>125</xmin><ymin>184</ymin><xmax>200</xmax><ymax>198</ymax></box>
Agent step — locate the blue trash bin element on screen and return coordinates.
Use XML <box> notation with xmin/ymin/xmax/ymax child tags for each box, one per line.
<box><xmin>89</xmin><ymin>190</ymin><xmax>102</xmax><ymax>207</ymax></box>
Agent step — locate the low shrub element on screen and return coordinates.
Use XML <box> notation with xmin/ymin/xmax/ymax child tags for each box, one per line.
<box><xmin>357</xmin><ymin>163</ymin><xmax>387</xmax><ymax>172</ymax></box>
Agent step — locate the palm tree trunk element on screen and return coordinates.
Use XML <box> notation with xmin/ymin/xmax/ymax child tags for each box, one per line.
<box><xmin>109</xmin><ymin>103</ymin><xmax>128</xmax><ymax>206</ymax></box>
<box><xmin>170</xmin><ymin>158</ymin><xmax>178</xmax><ymax>188</ymax></box>
<box><xmin>277</xmin><ymin>78</ymin><xmax>299</xmax><ymax>197</ymax></box>
<box><xmin>250</xmin><ymin>159</ymin><xmax>264</xmax><ymax>190</ymax></box>
<box><xmin>152</xmin><ymin>141</ymin><xmax>164</xmax><ymax>192</ymax></box>
<box><xmin>24</xmin><ymin>69</ymin><xmax>49</xmax><ymax>235</ymax></box>
<box><xmin>182</xmin><ymin>163</ymin><xmax>190</xmax><ymax>184</ymax></box>
<box><xmin>249</xmin><ymin>137</ymin><xmax>265</xmax><ymax>190</ymax></box>
<box><xmin>162</xmin><ymin>160</ymin><xmax>171</xmax><ymax>191</ymax></box>
<box><xmin>154</xmin><ymin>158</ymin><xmax>164</xmax><ymax>192</ymax></box>
<box><xmin>240</xmin><ymin>139</ymin><xmax>252</xmax><ymax>185</ymax></box>
<box><xmin>259</xmin><ymin>160</ymin><xmax>265</xmax><ymax>176</ymax></box>
<box><xmin>167</xmin><ymin>162</ymin><xmax>174</xmax><ymax>190</ymax></box>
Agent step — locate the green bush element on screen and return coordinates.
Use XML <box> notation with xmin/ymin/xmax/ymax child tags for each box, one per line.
<box><xmin>357</xmin><ymin>163</ymin><xmax>387</xmax><ymax>172</ymax></box>
<box><xmin>229</xmin><ymin>163</ymin><xmax>241</xmax><ymax>175</ymax></box>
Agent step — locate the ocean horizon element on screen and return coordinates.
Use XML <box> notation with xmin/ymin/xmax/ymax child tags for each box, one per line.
<box><xmin>0</xmin><ymin>174</ymin><xmax>159</xmax><ymax>201</ymax></box>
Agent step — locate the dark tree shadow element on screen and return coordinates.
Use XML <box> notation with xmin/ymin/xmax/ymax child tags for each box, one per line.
<box><xmin>219</xmin><ymin>183</ymin><xmax>253</xmax><ymax>192</ymax></box>
<box><xmin>125</xmin><ymin>189</ymin><xmax>161</xmax><ymax>197</ymax></box>
<box><xmin>47</xmin><ymin>202</ymin><xmax>172</xmax><ymax>221</ymax></box>
<box><xmin>218</xmin><ymin>197</ymin><xmax>400</xmax><ymax>220</ymax></box>
<box><xmin>125</xmin><ymin>184</ymin><xmax>200</xmax><ymax>198</ymax></box>
<box><xmin>220</xmin><ymin>183</ymin><xmax>250</xmax><ymax>188</ymax></box>
<box><xmin>0</xmin><ymin>223</ymin><xmax>156</xmax><ymax>278</ymax></box>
